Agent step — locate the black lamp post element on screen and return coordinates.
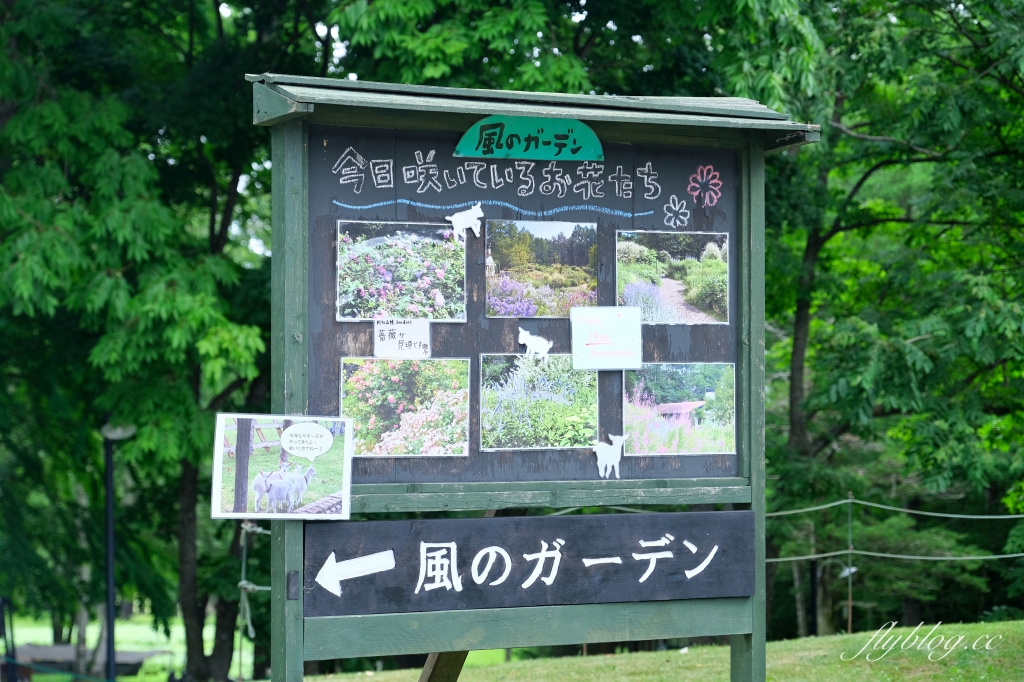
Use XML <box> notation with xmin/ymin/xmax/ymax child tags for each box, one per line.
<box><xmin>100</xmin><ymin>423</ymin><xmax>136</xmax><ymax>682</ymax></box>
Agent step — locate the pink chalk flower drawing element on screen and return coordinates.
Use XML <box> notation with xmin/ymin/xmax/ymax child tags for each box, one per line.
<box><xmin>687</xmin><ymin>165</ymin><xmax>723</xmax><ymax>208</ymax></box>
<box><xmin>662</xmin><ymin>194</ymin><xmax>690</xmax><ymax>228</ymax></box>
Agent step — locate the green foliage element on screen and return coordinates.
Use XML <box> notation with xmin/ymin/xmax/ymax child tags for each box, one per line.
<box><xmin>703</xmin><ymin>365</ymin><xmax>735</xmax><ymax>426</ymax></box>
<box><xmin>481</xmin><ymin>355</ymin><xmax>598</xmax><ymax>449</ymax></box>
<box><xmin>4</xmin><ymin>0</ymin><xmax>1024</xmax><ymax>658</ymax></box>
<box><xmin>683</xmin><ymin>256</ymin><xmax>728</xmax><ymax>316</ymax></box>
<box><xmin>510</xmin><ymin>265</ymin><xmax>593</xmax><ymax>290</ymax></box>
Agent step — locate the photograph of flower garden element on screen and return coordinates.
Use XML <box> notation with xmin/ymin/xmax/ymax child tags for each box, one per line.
<box><xmin>341</xmin><ymin>357</ymin><xmax>470</xmax><ymax>456</ymax></box>
<box><xmin>486</xmin><ymin>219</ymin><xmax>598</xmax><ymax>317</ymax></box>
<box><xmin>480</xmin><ymin>354</ymin><xmax>598</xmax><ymax>450</ymax></box>
<box><xmin>336</xmin><ymin>221</ymin><xmax>466</xmax><ymax>321</ymax></box>
<box><xmin>616</xmin><ymin>231</ymin><xmax>729</xmax><ymax>324</ymax></box>
<box><xmin>623</xmin><ymin>362</ymin><xmax>735</xmax><ymax>455</ymax></box>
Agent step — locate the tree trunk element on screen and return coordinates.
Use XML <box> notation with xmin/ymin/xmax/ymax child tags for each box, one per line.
<box><xmin>74</xmin><ymin>605</ymin><xmax>89</xmax><ymax>676</ymax></box>
<box><xmin>788</xmin><ymin>230</ymin><xmax>826</xmax><ymax>456</ymax></box>
<box><xmin>902</xmin><ymin>598</ymin><xmax>922</xmax><ymax>627</ymax></box>
<box><xmin>206</xmin><ymin>522</ymin><xmax>243</xmax><ymax>681</ymax></box>
<box><xmin>792</xmin><ymin>563</ymin><xmax>808</xmax><ymax>638</ymax></box>
<box><xmin>179</xmin><ymin>459</ymin><xmax>211</xmax><ymax>682</ymax></box>
<box><xmin>51</xmin><ymin>609</ymin><xmax>64</xmax><ymax>645</ymax></box>
<box><xmin>87</xmin><ymin>607</ymin><xmax>105</xmax><ymax>677</ymax></box>
<box><xmin>233</xmin><ymin>418</ymin><xmax>254</xmax><ymax>513</ymax></box>
<box><xmin>279</xmin><ymin>419</ymin><xmax>292</xmax><ymax>466</ymax></box>
<box><xmin>765</xmin><ymin>539</ymin><xmax>779</xmax><ymax>636</ymax></box>
<box><xmin>816</xmin><ymin>570</ymin><xmax>834</xmax><ymax>636</ymax></box>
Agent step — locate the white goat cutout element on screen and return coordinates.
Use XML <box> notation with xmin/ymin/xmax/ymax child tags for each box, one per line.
<box><xmin>593</xmin><ymin>434</ymin><xmax>628</xmax><ymax>479</ymax></box>
<box><xmin>445</xmin><ymin>202</ymin><xmax>483</xmax><ymax>241</ymax></box>
<box><xmin>518</xmin><ymin>327</ymin><xmax>553</xmax><ymax>358</ymax></box>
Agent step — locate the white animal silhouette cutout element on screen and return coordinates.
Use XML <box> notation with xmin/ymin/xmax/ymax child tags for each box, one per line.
<box><xmin>445</xmin><ymin>202</ymin><xmax>483</xmax><ymax>241</ymax></box>
<box><xmin>518</xmin><ymin>327</ymin><xmax>553</xmax><ymax>358</ymax></box>
<box><xmin>593</xmin><ymin>434</ymin><xmax>628</xmax><ymax>479</ymax></box>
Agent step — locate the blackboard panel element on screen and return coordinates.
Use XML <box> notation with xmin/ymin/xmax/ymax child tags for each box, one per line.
<box><xmin>303</xmin><ymin>511</ymin><xmax>754</xmax><ymax>616</ymax></box>
<box><xmin>307</xmin><ymin>125</ymin><xmax>740</xmax><ymax>483</ymax></box>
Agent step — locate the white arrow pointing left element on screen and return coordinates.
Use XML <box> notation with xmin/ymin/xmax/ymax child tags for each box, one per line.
<box><xmin>315</xmin><ymin>550</ymin><xmax>396</xmax><ymax>597</ymax></box>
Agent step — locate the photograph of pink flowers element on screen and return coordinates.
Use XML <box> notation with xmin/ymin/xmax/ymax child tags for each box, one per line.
<box><xmin>336</xmin><ymin>221</ymin><xmax>466</xmax><ymax>322</ymax></box>
<box><xmin>341</xmin><ymin>357</ymin><xmax>470</xmax><ymax>456</ymax></box>
<box><xmin>485</xmin><ymin>219</ymin><xmax>598</xmax><ymax>318</ymax></box>
<box><xmin>616</xmin><ymin>231</ymin><xmax>729</xmax><ymax>324</ymax></box>
<box><xmin>623</xmin><ymin>362</ymin><xmax>735</xmax><ymax>455</ymax></box>
<box><xmin>480</xmin><ymin>354</ymin><xmax>598</xmax><ymax>450</ymax></box>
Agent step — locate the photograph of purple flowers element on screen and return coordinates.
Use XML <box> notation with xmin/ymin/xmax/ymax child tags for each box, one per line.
<box><xmin>485</xmin><ymin>219</ymin><xmax>598</xmax><ymax>317</ymax></box>
<box><xmin>341</xmin><ymin>357</ymin><xmax>470</xmax><ymax>456</ymax></box>
<box><xmin>623</xmin><ymin>362</ymin><xmax>735</xmax><ymax>455</ymax></box>
<box><xmin>336</xmin><ymin>221</ymin><xmax>466</xmax><ymax>322</ymax></box>
<box><xmin>480</xmin><ymin>354</ymin><xmax>598</xmax><ymax>450</ymax></box>
<box><xmin>616</xmin><ymin>231</ymin><xmax>729</xmax><ymax>324</ymax></box>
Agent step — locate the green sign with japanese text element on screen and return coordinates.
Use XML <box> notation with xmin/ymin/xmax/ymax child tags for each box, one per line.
<box><xmin>454</xmin><ymin>115</ymin><xmax>604</xmax><ymax>161</ymax></box>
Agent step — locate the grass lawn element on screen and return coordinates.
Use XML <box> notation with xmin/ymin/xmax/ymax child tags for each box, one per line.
<box><xmin>12</xmin><ymin>617</ymin><xmax>1022</xmax><ymax>681</ymax></box>
<box><xmin>11</xmin><ymin>615</ymin><xmax>249</xmax><ymax>682</ymax></box>
<box><xmin>310</xmin><ymin>619</ymin><xmax>1024</xmax><ymax>682</ymax></box>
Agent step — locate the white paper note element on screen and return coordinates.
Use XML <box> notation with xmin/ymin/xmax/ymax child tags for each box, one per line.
<box><xmin>570</xmin><ymin>307</ymin><xmax>642</xmax><ymax>370</ymax></box>
<box><xmin>373</xmin><ymin>319</ymin><xmax>432</xmax><ymax>358</ymax></box>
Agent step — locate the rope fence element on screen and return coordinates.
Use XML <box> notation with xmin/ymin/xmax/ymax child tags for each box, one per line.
<box><xmin>549</xmin><ymin>498</ymin><xmax>1024</xmax><ymax>564</ymax></box>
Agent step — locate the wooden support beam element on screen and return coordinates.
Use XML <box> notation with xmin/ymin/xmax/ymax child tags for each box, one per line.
<box><xmin>418</xmin><ymin>652</ymin><xmax>469</xmax><ymax>682</ymax></box>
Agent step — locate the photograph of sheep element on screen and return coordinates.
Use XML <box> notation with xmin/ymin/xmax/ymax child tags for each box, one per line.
<box><xmin>623</xmin><ymin>363</ymin><xmax>735</xmax><ymax>455</ymax></box>
<box><xmin>212</xmin><ymin>414</ymin><xmax>353</xmax><ymax>520</ymax></box>
<box><xmin>616</xmin><ymin>231</ymin><xmax>729</xmax><ymax>324</ymax></box>
<box><xmin>336</xmin><ymin>221</ymin><xmax>467</xmax><ymax>322</ymax></box>
<box><xmin>341</xmin><ymin>357</ymin><xmax>470</xmax><ymax>456</ymax></box>
<box><xmin>485</xmin><ymin>219</ymin><xmax>598</xmax><ymax>318</ymax></box>
<box><xmin>480</xmin><ymin>354</ymin><xmax>598</xmax><ymax>450</ymax></box>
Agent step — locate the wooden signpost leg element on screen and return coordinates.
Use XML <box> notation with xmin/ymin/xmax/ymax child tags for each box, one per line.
<box><xmin>418</xmin><ymin>652</ymin><xmax>470</xmax><ymax>682</ymax></box>
<box><xmin>271</xmin><ymin>520</ymin><xmax>304</xmax><ymax>682</ymax></box>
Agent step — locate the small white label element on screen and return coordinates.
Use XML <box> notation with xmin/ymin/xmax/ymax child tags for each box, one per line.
<box><xmin>570</xmin><ymin>307</ymin><xmax>642</xmax><ymax>370</ymax></box>
<box><xmin>373</xmin><ymin>319</ymin><xmax>432</xmax><ymax>358</ymax></box>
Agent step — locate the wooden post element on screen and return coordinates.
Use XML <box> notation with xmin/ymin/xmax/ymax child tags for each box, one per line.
<box><xmin>418</xmin><ymin>653</ymin><xmax>469</xmax><ymax>682</ymax></box>
<box><xmin>233</xmin><ymin>418</ymin><xmax>254</xmax><ymax>513</ymax></box>
<box><xmin>270</xmin><ymin>115</ymin><xmax>308</xmax><ymax>682</ymax></box>
<box><xmin>731</xmin><ymin>136</ymin><xmax>766</xmax><ymax>681</ymax></box>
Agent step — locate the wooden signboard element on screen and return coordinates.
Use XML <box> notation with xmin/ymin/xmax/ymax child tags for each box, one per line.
<box><xmin>250</xmin><ymin>73</ymin><xmax>818</xmax><ymax>682</ymax></box>
<box><xmin>304</xmin><ymin>512</ymin><xmax>754</xmax><ymax>617</ymax></box>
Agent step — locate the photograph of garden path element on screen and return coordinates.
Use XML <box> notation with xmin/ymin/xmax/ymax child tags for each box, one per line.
<box><xmin>336</xmin><ymin>221</ymin><xmax>466</xmax><ymax>322</ymax></box>
<box><xmin>341</xmin><ymin>358</ymin><xmax>470</xmax><ymax>456</ymax></box>
<box><xmin>480</xmin><ymin>354</ymin><xmax>598</xmax><ymax>450</ymax></box>
<box><xmin>486</xmin><ymin>219</ymin><xmax>598</xmax><ymax>318</ymax></box>
<box><xmin>213</xmin><ymin>416</ymin><xmax>351</xmax><ymax>518</ymax></box>
<box><xmin>616</xmin><ymin>231</ymin><xmax>729</xmax><ymax>324</ymax></box>
<box><xmin>623</xmin><ymin>363</ymin><xmax>735</xmax><ymax>455</ymax></box>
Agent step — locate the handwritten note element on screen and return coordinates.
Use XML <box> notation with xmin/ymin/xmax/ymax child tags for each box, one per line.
<box><xmin>570</xmin><ymin>307</ymin><xmax>642</xmax><ymax>370</ymax></box>
<box><xmin>373</xmin><ymin>320</ymin><xmax>432</xmax><ymax>358</ymax></box>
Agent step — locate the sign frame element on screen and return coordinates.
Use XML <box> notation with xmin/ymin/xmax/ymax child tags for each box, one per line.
<box><xmin>251</xmin><ymin>72</ymin><xmax>818</xmax><ymax>682</ymax></box>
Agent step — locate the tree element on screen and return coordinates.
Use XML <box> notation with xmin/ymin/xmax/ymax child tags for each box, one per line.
<box><xmin>233</xmin><ymin>419</ymin><xmax>255</xmax><ymax>514</ymax></box>
<box><xmin>6</xmin><ymin>0</ymin><xmax>1021</xmax><ymax>667</ymax></box>
<box><xmin>759</xmin><ymin>0</ymin><xmax>1024</xmax><ymax>632</ymax></box>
